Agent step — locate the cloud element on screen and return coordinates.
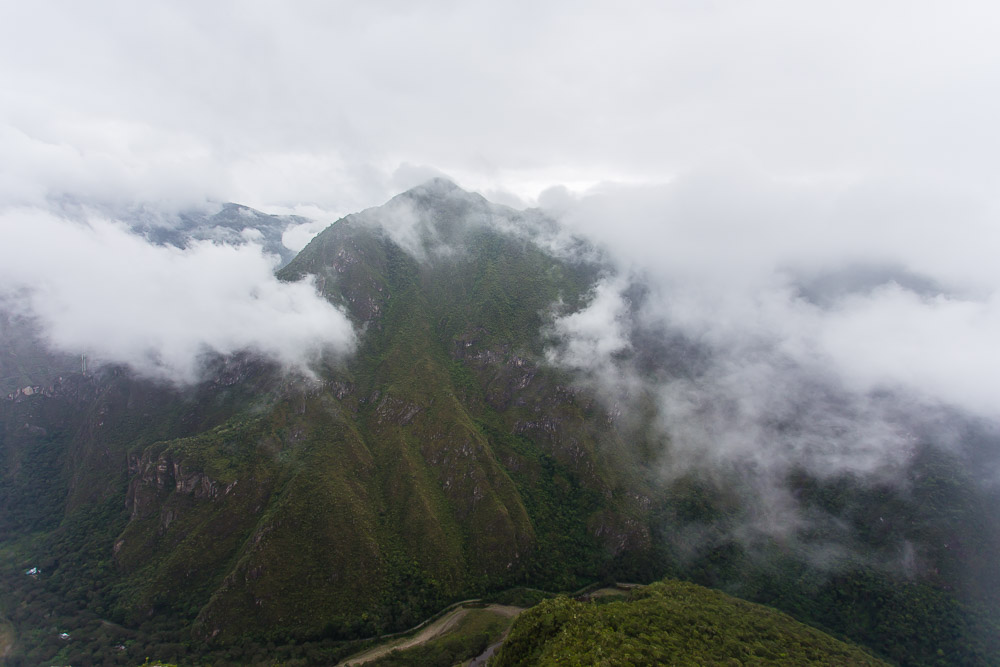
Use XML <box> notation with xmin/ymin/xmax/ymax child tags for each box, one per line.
<box><xmin>5</xmin><ymin>1</ymin><xmax>1000</xmax><ymax>214</ymax></box>
<box><xmin>282</xmin><ymin>218</ymin><xmax>333</xmax><ymax>253</ymax></box>
<box><xmin>0</xmin><ymin>208</ymin><xmax>356</xmax><ymax>384</ymax></box>
<box><xmin>817</xmin><ymin>285</ymin><xmax>1000</xmax><ymax>417</ymax></box>
<box><xmin>1</xmin><ymin>0</ymin><xmax>997</xmax><ymax>519</ymax></box>
<box><xmin>535</xmin><ymin>167</ymin><xmax>1000</xmax><ymax>562</ymax></box>
<box><xmin>0</xmin><ymin>121</ymin><xmax>226</xmax><ymax>211</ymax></box>
<box><xmin>544</xmin><ymin>274</ymin><xmax>634</xmax><ymax>393</ymax></box>
<box><xmin>553</xmin><ymin>171</ymin><xmax>1000</xmax><ymax>424</ymax></box>
<box><xmin>390</xmin><ymin>163</ymin><xmax>454</xmax><ymax>193</ymax></box>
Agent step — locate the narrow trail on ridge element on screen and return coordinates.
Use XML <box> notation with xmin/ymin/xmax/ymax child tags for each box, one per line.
<box><xmin>338</xmin><ymin>604</ymin><xmax>522</xmax><ymax>666</ymax></box>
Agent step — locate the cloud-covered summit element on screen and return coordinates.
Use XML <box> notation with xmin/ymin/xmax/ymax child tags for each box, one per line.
<box><xmin>2</xmin><ymin>1</ymin><xmax>997</xmax><ymax>484</ymax></box>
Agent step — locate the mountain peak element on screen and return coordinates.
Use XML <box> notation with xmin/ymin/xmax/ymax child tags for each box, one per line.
<box><xmin>402</xmin><ymin>177</ymin><xmax>465</xmax><ymax>198</ymax></box>
<box><xmin>422</xmin><ymin>176</ymin><xmax>461</xmax><ymax>190</ymax></box>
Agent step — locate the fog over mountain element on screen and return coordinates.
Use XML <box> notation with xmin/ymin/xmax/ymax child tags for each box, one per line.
<box><xmin>1</xmin><ymin>179</ymin><xmax>998</xmax><ymax>664</ymax></box>
<box><xmin>545</xmin><ymin>170</ymin><xmax>1000</xmax><ymax>461</ymax></box>
<box><xmin>321</xmin><ymin>180</ymin><xmax>1000</xmax><ymax>581</ymax></box>
<box><xmin>0</xmin><ymin>208</ymin><xmax>355</xmax><ymax>385</ymax></box>
<box><xmin>2</xmin><ymin>3</ymin><xmax>999</xmax><ymax>661</ymax></box>
<box><xmin>2</xmin><ymin>1</ymin><xmax>996</xmax><ymax>402</ymax></box>
<box><xmin>532</xmin><ymin>173</ymin><xmax>1000</xmax><ymax>566</ymax></box>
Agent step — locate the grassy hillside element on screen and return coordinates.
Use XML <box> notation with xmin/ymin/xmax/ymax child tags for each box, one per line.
<box><xmin>493</xmin><ymin>579</ymin><xmax>888</xmax><ymax>666</ymax></box>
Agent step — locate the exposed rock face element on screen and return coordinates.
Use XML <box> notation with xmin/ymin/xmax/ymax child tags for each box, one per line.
<box><xmin>1</xmin><ymin>181</ymin><xmax>656</xmax><ymax>646</ymax></box>
<box><xmin>372</xmin><ymin>393</ymin><xmax>422</xmax><ymax>425</ymax></box>
<box><xmin>125</xmin><ymin>451</ymin><xmax>238</xmax><ymax>523</ymax></box>
<box><xmin>125</xmin><ymin>451</ymin><xmax>176</xmax><ymax>520</ymax></box>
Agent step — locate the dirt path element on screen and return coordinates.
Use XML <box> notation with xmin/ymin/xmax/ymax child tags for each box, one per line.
<box><xmin>338</xmin><ymin>604</ymin><xmax>521</xmax><ymax>666</ymax></box>
<box><xmin>335</xmin><ymin>583</ymin><xmax>638</xmax><ymax>666</ymax></box>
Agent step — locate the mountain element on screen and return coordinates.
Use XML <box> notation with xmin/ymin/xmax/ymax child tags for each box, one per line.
<box><xmin>0</xmin><ymin>180</ymin><xmax>998</xmax><ymax>665</ymax></box>
<box><xmin>0</xmin><ymin>181</ymin><xmax>654</xmax><ymax>664</ymax></box>
<box><xmin>132</xmin><ymin>201</ymin><xmax>306</xmax><ymax>269</ymax></box>
<box><xmin>494</xmin><ymin>579</ymin><xmax>888</xmax><ymax>665</ymax></box>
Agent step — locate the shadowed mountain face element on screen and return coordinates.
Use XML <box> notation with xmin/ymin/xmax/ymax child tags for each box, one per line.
<box><xmin>0</xmin><ymin>311</ymin><xmax>82</xmax><ymax>397</ymax></box>
<box><xmin>0</xmin><ymin>181</ymin><xmax>654</xmax><ymax>652</ymax></box>
<box><xmin>1</xmin><ymin>181</ymin><xmax>998</xmax><ymax>665</ymax></box>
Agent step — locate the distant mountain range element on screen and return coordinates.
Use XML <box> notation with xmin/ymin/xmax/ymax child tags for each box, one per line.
<box><xmin>131</xmin><ymin>201</ymin><xmax>306</xmax><ymax>268</ymax></box>
<box><xmin>0</xmin><ymin>200</ymin><xmax>307</xmax><ymax>398</ymax></box>
<box><xmin>0</xmin><ymin>180</ymin><xmax>997</xmax><ymax>665</ymax></box>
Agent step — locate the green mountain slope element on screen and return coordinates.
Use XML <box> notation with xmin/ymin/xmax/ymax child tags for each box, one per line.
<box><xmin>0</xmin><ymin>180</ymin><xmax>657</xmax><ymax>664</ymax></box>
<box><xmin>493</xmin><ymin>578</ymin><xmax>888</xmax><ymax>666</ymax></box>
<box><xmin>0</xmin><ymin>180</ymin><xmax>997</xmax><ymax>665</ymax></box>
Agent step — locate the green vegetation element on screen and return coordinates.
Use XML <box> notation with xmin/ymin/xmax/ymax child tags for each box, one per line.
<box><xmin>493</xmin><ymin>579</ymin><xmax>888</xmax><ymax>666</ymax></box>
<box><xmin>779</xmin><ymin>570</ymin><xmax>1000</xmax><ymax>667</ymax></box>
<box><xmin>0</xmin><ymin>183</ymin><xmax>997</xmax><ymax>665</ymax></box>
<box><xmin>485</xmin><ymin>587</ymin><xmax>557</xmax><ymax>608</ymax></box>
<box><xmin>0</xmin><ymin>186</ymin><xmax>648</xmax><ymax>663</ymax></box>
<box><xmin>345</xmin><ymin>604</ymin><xmax>515</xmax><ymax>666</ymax></box>
<box><xmin>0</xmin><ymin>616</ymin><xmax>14</xmax><ymax>660</ymax></box>
<box><xmin>644</xmin><ymin>453</ymin><xmax>1000</xmax><ymax>666</ymax></box>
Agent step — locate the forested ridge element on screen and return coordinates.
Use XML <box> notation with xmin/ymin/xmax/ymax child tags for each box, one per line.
<box><xmin>1</xmin><ymin>181</ymin><xmax>997</xmax><ymax>665</ymax></box>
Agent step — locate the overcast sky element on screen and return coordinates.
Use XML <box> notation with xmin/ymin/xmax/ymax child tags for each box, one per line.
<box><xmin>2</xmin><ymin>1</ymin><xmax>999</xmax><ymax>418</ymax></box>
<box><xmin>3</xmin><ymin>1</ymin><xmax>998</xmax><ymax>213</ymax></box>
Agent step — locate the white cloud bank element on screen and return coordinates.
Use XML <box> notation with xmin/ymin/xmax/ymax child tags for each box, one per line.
<box><xmin>539</xmin><ymin>168</ymin><xmax>1000</xmax><ymax>526</ymax></box>
<box><xmin>553</xmin><ymin>171</ymin><xmax>1000</xmax><ymax>423</ymax></box>
<box><xmin>0</xmin><ymin>208</ymin><xmax>356</xmax><ymax>384</ymax></box>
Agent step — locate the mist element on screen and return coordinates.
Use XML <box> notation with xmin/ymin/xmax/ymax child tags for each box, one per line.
<box><xmin>549</xmin><ymin>169</ymin><xmax>1000</xmax><ymax>415</ymax></box>
<box><xmin>3</xmin><ymin>0</ymin><xmax>997</xmax><ymax>575</ymax></box>
<box><xmin>538</xmin><ymin>168</ymin><xmax>1000</xmax><ymax>579</ymax></box>
<box><xmin>0</xmin><ymin>207</ymin><xmax>356</xmax><ymax>385</ymax></box>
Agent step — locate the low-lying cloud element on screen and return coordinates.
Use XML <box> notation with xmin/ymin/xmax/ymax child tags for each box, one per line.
<box><xmin>544</xmin><ymin>274</ymin><xmax>635</xmax><ymax>394</ymax></box>
<box><xmin>552</xmin><ymin>170</ymin><xmax>1000</xmax><ymax>424</ymax></box>
<box><xmin>0</xmin><ymin>207</ymin><xmax>356</xmax><ymax>384</ymax></box>
<box><xmin>540</xmin><ymin>169</ymin><xmax>1000</xmax><ymax>558</ymax></box>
